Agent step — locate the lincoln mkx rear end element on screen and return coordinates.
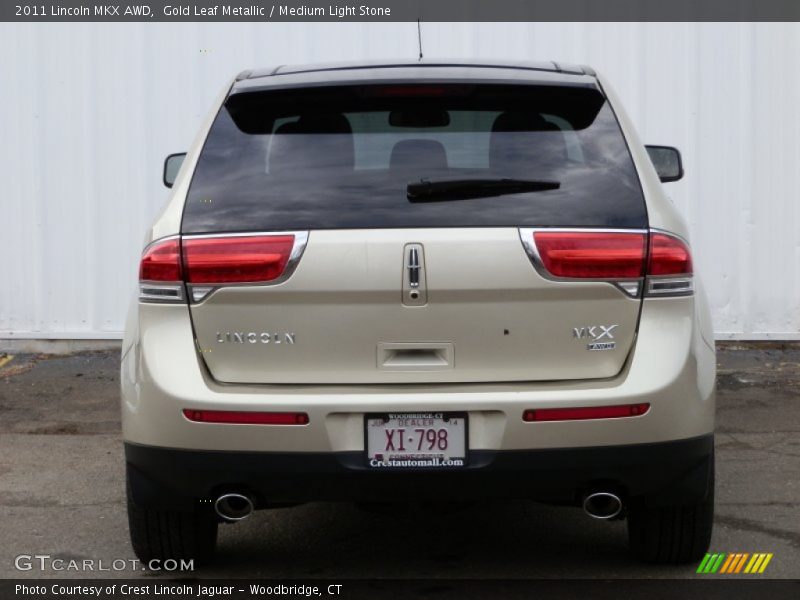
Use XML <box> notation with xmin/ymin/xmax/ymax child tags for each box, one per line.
<box><xmin>121</xmin><ymin>60</ymin><xmax>716</xmax><ymax>566</ymax></box>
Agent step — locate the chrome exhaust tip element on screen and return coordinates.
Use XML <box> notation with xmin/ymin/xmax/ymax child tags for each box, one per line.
<box><xmin>582</xmin><ymin>492</ymin><xmax>623</xmax><ymax>520</ymax></box>
<box><xmin>214</xmin><ymin>492</ymin><xmax>254</xmax><ymax>522</ymax></box>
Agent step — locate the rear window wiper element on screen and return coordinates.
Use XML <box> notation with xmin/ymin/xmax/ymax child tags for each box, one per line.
<box><xmin>407</xmin><ymin>178</ymin><xmax>560</xmax><ymax>202</ymax></box>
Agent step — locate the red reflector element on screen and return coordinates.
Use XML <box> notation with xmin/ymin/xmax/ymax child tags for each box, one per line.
<box><xmin>139</xmin><ymin>238</ymin><xmax>182</xmax><ymax>282</ymax></box>
<box><xmin>182</xmin><ymin>235</ymin><xmax>295</xmax><ymax>284</ymax></box>
<box><xmin>182</xmin><ymin>409</ymin><xmax>309</xmax><ymax>425</ymax></box>
<box><xmin>648</xmin><ymin>233</ymin><xmax>693</xmax><ymax>276</ymax></box>
<box><xmin>533</xmin><ymin>232</ymin><xmax>646</xmax><ymax>278</ymax></box>
<box><xmin>522</xmin><ymin>403</ymin><xmax>650</xmax><ymax>422</ymax></box>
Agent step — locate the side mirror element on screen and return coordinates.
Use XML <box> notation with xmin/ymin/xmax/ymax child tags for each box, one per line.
<box><xmin>645</xmin><ymin>145</ymin><xmax>683</xmax><ymax>183</ymax></box>
<box><xmin>163</xmin><ymin>153</ymin><xmax>187</xmax><ymax>188</ymax></box>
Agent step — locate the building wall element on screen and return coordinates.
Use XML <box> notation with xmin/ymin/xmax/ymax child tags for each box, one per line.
<box><xmin>1</xmin><ymin>22</ymin><xmax>798</xmax><ymax>339</ymax></box>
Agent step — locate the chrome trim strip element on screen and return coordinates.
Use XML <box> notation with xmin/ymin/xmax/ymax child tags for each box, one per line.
<box><xmin>649</xmin><ymin>227</ymin><xmax>690</xmax><ymax>245</ymax></box>
<box><xmin>184</xmin><ymin>230</ymin><xmax>309</xmax><ymax>304</ymax></box>
<box><xmin>520</xmin><ymin>227</ymin><xmax>650</xmax><ymax>235</ymax></box>
<box><xmin>402</xmin><ymin>243</ymin><xmax>428</xmax><ymax>306</ymax></box>
<box><xmin>190</xmin><ymin>286</ymin><xmax>214</xmax><ymax>303</ymax></box>
<box><xmin>614</xmin><ymin>280</ymin><xmax>642</xmax><ymax>298</ymax></box>
<box><xmin>139</xmin><ymin>282</ymin><xmax>185</xmax><ymax>303</ymax></box>
<box><xmin>646</xmin><ymin>276</ymin><xmax>694</xmax><ymax>297</ymax></box>
<box><xmin>141</xmin><ymin>234</ymin><xmax>180</xmax><ymax>254</ymax></box>
<box><xmin>407</xmin><ymin>247</ymin><xmax>421</xmax><ymax>288</ymax></box>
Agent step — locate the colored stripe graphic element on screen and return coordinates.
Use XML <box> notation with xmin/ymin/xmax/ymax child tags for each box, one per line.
<box><xmin>719</xmin><ymin>553</ymin><xmax>736</xmax><ymax>573</ymax></box>
<box><xmin>710</xmin><ymin>553</ymin><xmax>726</xmax><ymax>573</ymax></box>
<box><xmin>697</xmin><ymin>553</ymin><xmax>713</xmax><ymax>573</ymax></box>
<box><xmin>696</xmin><ymin>552</ymin><xmax>711</xmax><ymax>573</ymax></box>
<box><xmin>744</xmin><ymin>554</ymin><xmax>760</xmax><ymax>573</ymax></box>
<box><xmin>700</xmin><ymin>552</ymin><xmax>774</xmax><ymax>574</ymax></box>
<box><xmin>758</xmin><ymin>553</ymin><xmax>773</xmax><ymax>573</ymax></box>
<box><xmin>734</xmin><ymin>553</ymin><xmax>749</xmax><ymax>573</ymax></box>
<box><xmin>721</xmin><ymin>553</ymin><xmax>738</xmax><ymax>573</ymax></box>
<box><xmin>699</xmin><ymin>553</ymin><xmax>718</xmax><ymax>573</ymax></box>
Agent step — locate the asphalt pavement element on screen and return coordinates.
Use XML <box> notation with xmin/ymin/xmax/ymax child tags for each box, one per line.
<box><xmin>0</xmin><ymin>346</ymin><xmax>798</xmax><ymax>580</ymax></box>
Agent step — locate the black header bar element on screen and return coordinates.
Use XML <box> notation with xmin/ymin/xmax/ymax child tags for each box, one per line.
<box><xmin>4</xmin><ymin>1</ymin><xmax>800</xmax><ymax>23</ymax></box>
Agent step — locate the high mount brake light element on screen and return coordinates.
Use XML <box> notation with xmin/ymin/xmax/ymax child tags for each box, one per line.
<box><xmin>359</xmin><ymin>85</ymin><xmax>472</xmax><ymax>98</ymax></box>
<box><xmin>138</xmin><ymin>233</ymin><xmax>306</xmax><ymax>303</ymax></box>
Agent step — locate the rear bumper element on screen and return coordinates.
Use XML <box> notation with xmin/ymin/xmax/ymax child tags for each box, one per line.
<box><xmin>121</xmin><ymin>298</ymin><xmax>716</xmax><ymax>454</ymax></box>
<box><xmin>125</xmin><ymin>434</ymin><xmax>714</xmax><ymax>510</ymax></box>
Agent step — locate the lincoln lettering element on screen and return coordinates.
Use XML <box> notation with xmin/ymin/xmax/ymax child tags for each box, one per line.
<box><xmin>215</xmin><ymin>332</ymin><xmax>295</xmax><ymax>344</ymax></box>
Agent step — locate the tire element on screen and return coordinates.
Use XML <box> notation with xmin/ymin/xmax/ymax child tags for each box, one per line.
<box><xmin>126</xmin><ymin>470</ymin><xmax>218</xmax><ymax>566</ymax></box>
<box><xmin>627</xmin><ymin>456</ymin><xmax>714</xmax><ymax>564</ymax></box>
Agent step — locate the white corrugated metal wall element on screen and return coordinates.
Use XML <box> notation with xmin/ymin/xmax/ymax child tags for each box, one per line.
<box><xmin>1</xmin><ymin>22</ymin><xmax>799</xmax><ymax>340</ymax></box>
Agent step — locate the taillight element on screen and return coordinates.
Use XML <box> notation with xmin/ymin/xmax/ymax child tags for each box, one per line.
<box><xmin>182</xmin><ymin>235</ymin><xmax>295</xmax><ymax>284</ymax></box>
<box><xmin>139</xmin><ymin>238</ymin><xmax>185</xmax><ymax>303</ymax></box>
<box><xmin>648</xmin><ymin>233</ymin><xmax>692</xmax><ymax>275</ymax></box>
<box><xmin>533</xmin><ymin>231</ymin><xmax>646</xmax><ymax>279</ymax></box>
<box><xmin>523</xmin><ymin>229</ymin><xmax>693</xmax><ymax>297</ymax></box>
<box><xmin>139</xmin><ymin>232</ymin><xmax>307</xmax><ymax>303</ymax></box>
<box><xmin>645</xmin><ymin>232</ymin><xmax>694</xmax><ymax>296</ymax></box>
<box><xmin>139</xmin><ymin>238</ymin><xmax>181</xmax><ymax>281</ymax></box>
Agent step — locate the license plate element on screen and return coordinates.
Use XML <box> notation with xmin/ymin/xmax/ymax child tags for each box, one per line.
<box><xmin>365</xmin><ymin>412</ymin><xmax>467</xmax><ymax>468</ymax></box>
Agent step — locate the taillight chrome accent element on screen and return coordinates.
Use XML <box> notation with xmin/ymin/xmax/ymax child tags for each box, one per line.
<box><xmin>519</xmin><ymin>228</ymin><xmax>694</xmax><ymax>298</ymax></box>
<box><xmin>189</xmin><ymin>286</ymin><xmax>214</xmax><ymax>303</ymax></box>
<box><xmin>138</xmin><ymin>232</ymin><xmax>309</xmax><ymax>304</ymax></box>
<box><xmin>139</xmin><ymin>283</ymin><xmax>185</xmax><ymax>303</ymax></box>
<box><xmin>647</xmin><ymin>276</ymin><xmax>694</xmax><ymax>296</ymax></box>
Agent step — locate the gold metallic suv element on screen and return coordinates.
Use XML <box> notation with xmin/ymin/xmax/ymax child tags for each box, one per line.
<box><xmin>122</xmin><ymin>60</ymin><xmax>715</xmax><ymax>565</ymax></box>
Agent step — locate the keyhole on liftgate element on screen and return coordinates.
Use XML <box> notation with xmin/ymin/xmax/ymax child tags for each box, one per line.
<box><xmin>410</xmin><ymin>291</ymin><xmax>420</xmax><ymax>300</ymax></box>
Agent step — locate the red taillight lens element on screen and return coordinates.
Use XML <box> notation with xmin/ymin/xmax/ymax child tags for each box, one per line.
<box><xmin>533</xmin><ymin>232</ymin><xmax>646</xmax><ymax>278</ymax></box>
<box><xmin>648</xmin><ymin>233</ymin><xmax>693</xmax><ymax>276</ymax></box>
<box><xmin>182</xmin><ymin>409</ymin><xmax>309</xmax><ymax>425</ymax></box>
<box><xmin>522</xmin><ymin>403</ymin><xmax>650</xmax><ymax>422</ymax></box>
<box><xmin>139</xmin><ymin>238</ymin><xmax>182</xmax><ymax>281</ymax></box>
<box><xmin>182</xmin><ymin>235</ymin><xmax>295</xmax><ymax>284</ymax></box>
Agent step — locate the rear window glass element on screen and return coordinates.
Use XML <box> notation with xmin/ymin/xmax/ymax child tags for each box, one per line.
<box><xmin>182</xmin><ymin>84</ymin><xmax>646</xmax><ymax>233</ymax></box>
